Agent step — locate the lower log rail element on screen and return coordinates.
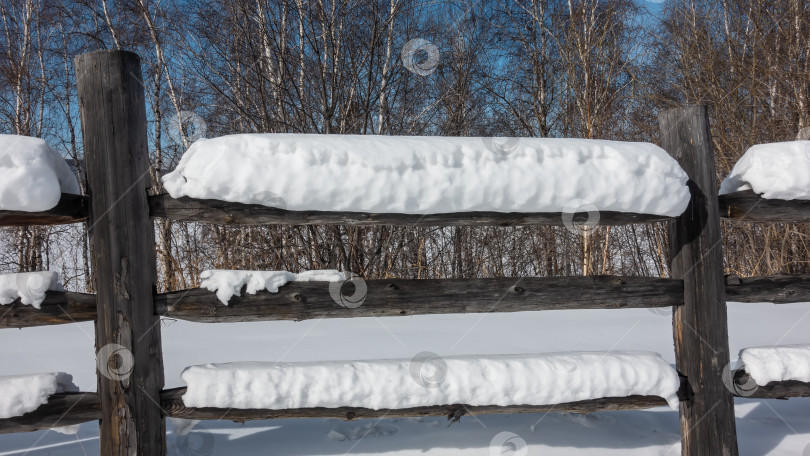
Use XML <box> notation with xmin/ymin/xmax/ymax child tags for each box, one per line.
<box><xmin>159</xmin><ymin>388</ymin><xmax>672</xmax><ymax>422</ymax></box>
<box><xmin>155</xmin><ymin>276</ymin><xmax>684</xmax><ymax>323</ymax></box>
<box><xmin>4</xmin><ymin>274</ymin><xmax>810</xmax><ymax>328</ymax></box>
<box><xmin>0</xmin><ymin>291</ymin><xmax>96</xmax><ymax>328</ymax></box>
<box><xmin>719</xmin><ymin>190</ymin><xmax>810</xmax><ymax>223</ymax></box>
<box><xmin>0</xmin><ymin>387</ymin><xmax>682</xmax><ymax>434</ymax></box>
<box><xmin>0</xmin><ymin>392</ymin><xmax>100</xmax><ymax>434</ymax></box>
<box><xmin>149</xmin><ymin>193</ymin><xmax>673</xmax><ymax>227</ymax></box>
<box><xmin>0</xmin><ymin>194</ymin><xmax>89</xmax><ymax>227</ymax></box>
<box><xmin>731</xmin><ymin>372</ymin><xmax>810</xmax><ymax>399</ymax></box>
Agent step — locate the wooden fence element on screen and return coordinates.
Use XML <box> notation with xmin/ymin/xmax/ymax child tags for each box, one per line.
<box><xmin>0</xmin><ymin>50</ymin><xmax>809</xmax><ymax>456</ymax></box>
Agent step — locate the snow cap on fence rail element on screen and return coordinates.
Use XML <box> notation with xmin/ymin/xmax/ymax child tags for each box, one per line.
<box><xmin>0</xmin><ymin>135</ymin><xmax>80</xmax><ymax>212</ymax></box>
<box><xmin>162</xmin><ymin>134</ymin><xmax>691</xmax><ymax>217</ymax></box>
<box><xmin>180</xmin><ymin>351</ymin><xmax>681</xmax><ymax>411</ymax></box>
<box><xmin>737</xmin><ymin>344</ymin><xmax>810</xmax><ymax>385</ymax></box>
<box><xmin>0</xmin><ymin>372</ymin><xmax>78</xmax><ymax>419</ymax></box>
<box><xmin>720</xmin><ymin>140</ymin><xmax>810</xmax><ymax>200</ymax></box>
<box><xmin>0</xmin><ymin>271</ymin><xmax>65</xmax><ymax>308</ymax></box>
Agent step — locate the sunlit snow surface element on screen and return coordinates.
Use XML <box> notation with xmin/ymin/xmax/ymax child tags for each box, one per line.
<box><xmin>738</xmin><ymin>344</ymin><xmax>810</xmax><ymax>385</ymax></box>
<box><xmin>720</xmin><ymin>140</ymin><xmax>810</xmax><ymax>200</ymax></box>
<box><xmin>180</xmin><ymin>352</ymin><xmax>680</xmax><ymax>411</ymax></box>
<box><xmin>0</xmin><ymin>271</ymin><xmax>65</xmax><ymax>308</ymax></box>
<box><xmin>0</xmin><ymin>372</ymin><xmax>77</xmax><ymax>419</ymax></box>
<box><xmin>0</xmin><ymin>135</ymin><xmax>79</xmax><ymax>212</ymax></box>
<box><xmin>163</xmin><ymin>134</ymin><xmax>691</xmax><ymax>216</ymax></box>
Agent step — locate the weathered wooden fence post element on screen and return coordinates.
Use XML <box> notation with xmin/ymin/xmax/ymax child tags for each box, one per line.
<box><xmin>75</xmin><ymin>50</ymin><xmax>166</xmax><ymax>455</ymax></box>
<box><xmin>659</xmin><ymin>105</ymin><xmax>738</xmax><ymax>456</ymax></box>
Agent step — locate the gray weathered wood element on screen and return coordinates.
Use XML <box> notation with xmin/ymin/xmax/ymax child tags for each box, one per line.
<box><xmin>159</xmin><ymin>387</ymin><xmax>671</xmax><ymax>422</ymax></box>
<box><xmin>659</xmin><ymin>105</ymin><xmax>739</xmax><ymax>456</ymax></box>
<box><xmin>2</xmin><ymin>274</ymin><xmax>808</xmax><ymax>329</ymax></box>
<box><xmin>149</xmin><ymin>194</ymin><xmax>674</xmax><ymax>227</ymax></box>
<box><xmin>76</xmin><ymin>50</ymin><xmax>166</xmax><ymax>455</ymax></box>
<box><xmin>725</xmin><ymin>274</ymin><xmax>810</xmax><ymax>304</ymax></box>
<box><xmin>0</xmin><ymin>388</ymin><xmax>676</xmax><ymax>434</ymax></box>
<box><xmin>155</xmin><ymin>276</ymin><xmax>683</xmax><ymax>323</ymax></box>
<box><xmin>731</xmin><ymin>371</ymin><xmax>810</xmax><ymax>399</ymax></box>
<box><xmin>0</xmin><ymin>291</ymin><xmax>96</xmax><ymax>328</ymax></box>
<box><xmin>0</xmin><ymin>392</ymin><xmax>100</xmax><ymax>434</ymax></box>
<box><xmin>719</xmin><ymin>190</ymin><xmax>810</xmax><ymax>223</ymax></box>
<box><xmin>0</xmin><ymin>193</ymin><xmax>89</xmax><ymax>227</ymax></box>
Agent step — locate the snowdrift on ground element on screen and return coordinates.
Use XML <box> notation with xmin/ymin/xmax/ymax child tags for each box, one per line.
<box><xmin>0</xmin><ymin>372</ymin><xmax>78</xmax><ymax>419</ymax></box>
<box><xmin>720</xmin><ymin>141</ymin><xmax>810</xmax><ymax>199</ymax></box>
<box><xmin>180</xmin><ymin>351</ymin><xmax>681</xmax><ymax>411</ymax></box>
<box><xmin>163</xmin><ymin>134</ymin><xmax>691</xmax><ymax>216</ymax></box>
<box><xmin>0</xmin><ymin>135</ymin><xmax>80</xmax><ymax>211</ymax></box>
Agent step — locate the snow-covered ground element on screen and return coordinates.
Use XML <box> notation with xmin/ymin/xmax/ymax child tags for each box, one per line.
<box><xmin>0</xmin><ymin>302</ymin><xmax>808</xmax><ymax>455</ymax></box>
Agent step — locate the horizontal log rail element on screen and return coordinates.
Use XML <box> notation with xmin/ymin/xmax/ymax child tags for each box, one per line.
<box><xmin>719</xmin><ymin>190</ymin><xmax>810</xmax><ymax>223</ymax></box>
<box><xmin>12</xmin><ymin>373</ymin><xmax>810</xmax><ymax>435</ymax></box>
<box><xmin>0</xmin><ymin>291</ymin><xmax>97</xmax><ymax>328</ymax></box>
<box><xmin>731</xmin><ymin>372</ymin><xmax>810</xmax><ymax>399</ymax></box>
<box><xmin>0</xmin><ymin>388</ymin><xmax>677</xmax><ymax>434</ymax></box>
<box><xmin>0</xmin><ymin>392</ymin><xmax>100</xmax><ymax>434</ymax></box>
<box><xmin>3</xmin><ymin>274</ymin><xmax>810</xmax><ymax>328</ymax></box>
<box><xmin>3</xmin><ymin>191</ymin><xmax>809</xmax><ymax>228</ymax></box>
<box><xmin>149</xmin><ymin>193</ymin><xmax>674</xmax><ymax>227</ymax></box>
<box><xmin>0</xmin><ymin>194</ymin><xmax>89</xmax><ymax>227</ymax></box>
<box><xmin>159</xmin><ymin>387</ymin><xmax>673</xmax><ymax>422</ymax></box>
<box><xmin>724</xmin><ymin>274</ymin><xmax>810</xmax><ymax>304</ymax></box>
<box><xmin>155</xmin><ymin>276</ymin><xmax>684</xmax><ymax>323</ymax></box>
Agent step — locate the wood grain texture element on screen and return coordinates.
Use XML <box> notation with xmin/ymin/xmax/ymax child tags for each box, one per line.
<box><xmin>0</xmin><ymin>388</ymin><xmax>676</xmax><ymax>434</ymax></box>
<box><xmin>2</xmin><ymin>274</ymin><xmax>808</xmax><ymax>329</ymax></box>
<box><xmin>0</xmin><ymin>291</ymin><xmax>96</xmax><ymax>328</ymax></box>
<box><xmin>725</xmin><ymin>274</ymin><xmax>810</xmax><ymax>304</ymax></box>
<box><xmin>660</xmin><ymin>105</ymin><xmax>739</xmax><ymax>456</ymax></box>
<box><xmin>75</xmin><ymin>50</ymin><xmax>166</xmax><ymax>455</ymax></box>
<box><xmin>155</xmin><ymin>276</ymin><xmax>683</xmax><ymax>323</ymax></box>
<box><xmin>149</xmin><ymin>194</ymin><xmax>674</xmax><ymax>227</ymax></box>
<box><xmin>731</xmin><ymin>372</ymin><xmax>810</xmax><ymax>399</ymax></box>
<box><xmin>158</xmin><ymin>388</ymin><xmax>672</xmax><ymax>421</ymax></box>
<box><xmin>719</xmin><ymin>190</ymin><xmax>810</xmax><ymax>223</ymax></box>
<box><xmin>0</xmin><ymin>392</ymin><xmax>100</xmax><ymax>434</ymax></box>
<box><xmin>0</xmin><ymin>193</ymin><xmax>88</xmax><ymax>227</ymax></box>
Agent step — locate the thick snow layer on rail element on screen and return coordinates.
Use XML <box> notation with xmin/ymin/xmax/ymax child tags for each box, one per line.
<box><xmin>180</xmin><ymin>351</ymin><xmax>681</xmax><ymax>411</ymax></box>
<box><xmin>0</xmin><ymin>372</ymin><xmax>77</xmax><ymax>419</ymax></box>
<box><xmin>720</xmin><ymin>141</ymin><xmax>810</xmax><ymax>199</ymax></box>
<box><xmin>0</xmin><ymin>271</ymin><xmax>65</xmax><ymax>308</ymax></box>
<box><xmin>163</xmin><ymin>134</ymin><xmax>691</xmax><ymax>216</ymax></box>
<box><xmin>200</xmin><ymin>269</ymin><xmax>345</xmax><ymax>305</ymax></box>
<box><xmin>738</xmin><ymin>344</ymin><xmax>810</xmax><ymax>385</ymax></box>
<box><xmin>0</xmin><ymin>135</ymin><xmax>80</xmax><ymax>211</ymax></box>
